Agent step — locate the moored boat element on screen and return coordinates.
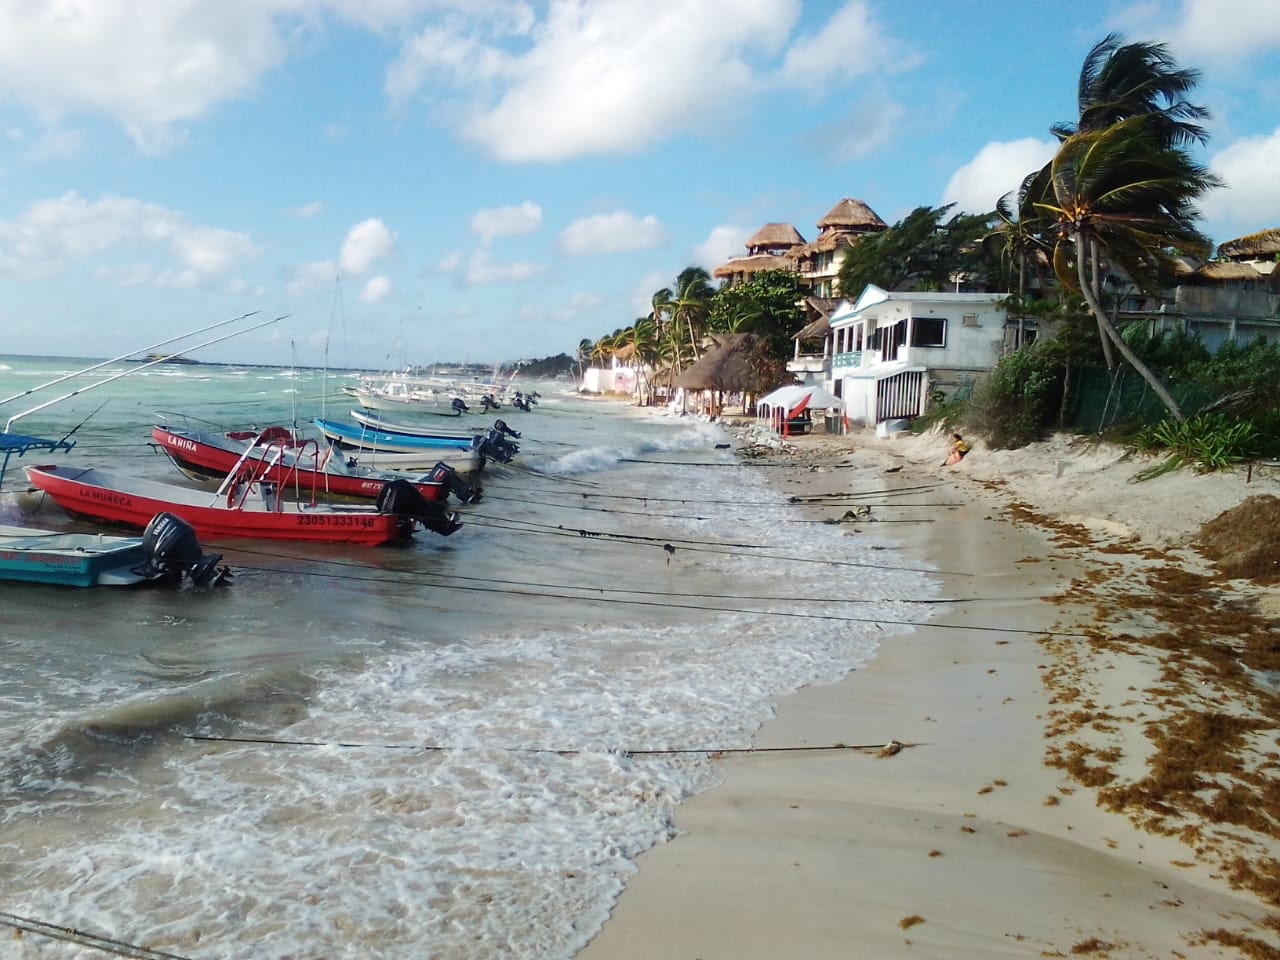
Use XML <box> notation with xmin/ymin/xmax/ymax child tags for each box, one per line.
<box><xmin>314</xmin><ymin>418</ymin><xmax>520</xmax><ymax>465</ymax></box>
<box><xmin>24</xmin><ymin>463</ymin><xmax>462</xmax><ymax>545</ymax></box>
<box><xmin>0</xmin><ymin>512</ymin><xmax>228</xmax><ymax>587</ymax></box>
<box><xmin>348</xmin><ymin>409</ymin><xmax>516</xmax><ymax>442</ymax></box>
<box><xmin>151</xmin><ymin>422</ymin><xmax>482</xmax><ymax>504</ymax></box>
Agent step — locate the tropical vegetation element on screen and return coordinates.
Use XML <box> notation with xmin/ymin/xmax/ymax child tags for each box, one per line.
<box><xmin>578</xmin><ymin>32</ymin><xmax>1279</xmax><ymax>468</ymax></box>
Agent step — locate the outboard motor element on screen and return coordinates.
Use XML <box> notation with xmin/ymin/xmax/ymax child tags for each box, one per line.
<box><xmin>451</xmin><ymin>396</ymin><xmax>469</xmax><ymax>414</ymax></box>
<box><xmin>137</xmin><ymin>512</ymin><xmax>229</xmax><ymax>586</ymax></box>
<box><xmin>513</xmin><ymin>395</ymin><xmax>531</xmax><ymax>412</ymax></box>
<box><xmin>492</xmin><ymin>419</ymin><xmax>520</xmax><ymax>439</ymax></box>
<box><xmin>427</xmin><ymin>461</ymin><xmax>482</xmax><ymax>504</ymax></box>
<box><xmin>376</xmin><ymin>479</ymin><xmax>462</xmax><ymax>537</ymax></box>
<box><xmin>480</xmin><ymin>393</ymin><xmax>500</xmax><ymax>412</ymax></box>
<box><xmin>475</xmin><ymin>427</ymin><xmax>518</xmax><ymax>465</ymax></box>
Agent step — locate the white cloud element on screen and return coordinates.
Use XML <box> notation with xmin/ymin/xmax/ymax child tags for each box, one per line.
<box><xmin>470</xmin><ymin>201</ymin><xmax>543</xmax><ymax>244</ymax></box>
<box><xmin>556</xmin><ymin>290</ymin><xmax>605</xmax><ymax>319</ymax></box>
<box><xmin>435</xmin><ymin>250</ymin><xmax>463</xmax><ymax>273</ymax></box>
<box><xmin>339</xmin><ymin>218</ymin><xmax>396</xmax><ymax>274</ymax></box>
<box><xmin>291</xmin><ymin>201</ymin><xmax>324</xmax><ymax>219</ymax></box>
<box><xmin>692</xmin><ymin>225</ymin><xmax>750</xmax><ymax>272</ymax></box>
<box><xmin>630</xmin><ymin>268</ymin><xmax>673</xmax><ymax>317</ymax></box>
<box><xmin>24</xmin><ymin>127</ymin><xmax>86</xmax><ymax>161</ymax></box>
<box><xmin>1203</xmin><ymin>128</ymin><xmax>1280</xmax><ymax>236</ymax></box>
<box><xmin>802</xmin><ymin>91</ymin><xmax>904</xmax><ymax>162</ymax></box>
<box><xmin>360</xmin><ymin>275</ymin><xmax>394</xmax><ymax>303</ymax></box>
<box><xmin>0</xmin><ymin>190</ymin><xmax>254</xmax><ymax>282</ymax></box>
<box><xmin>0</xmin><ymin>1</ymin><xmax>292</xmax><ymax>152</ymax></box>
<box><xmin>558</xmin><ymin>211</ymin><xmax>665</xmax><ymax>257</ymax></box>
<box><xmin>285</xmin><ymin>259</ymin><xmax>338</xmax><ymax>297</ymax></box>
<box><xmin>1159</xmin><ymin>0</ymin><xmax>1280</xmax><ymax>61</ymax></box>
<box><xmin>464</xmin><ymin>248</ymin><xmax>541</xmax><ymax>285</ymax></box>
<box><xmin>941</xmin><ymin>138</ymin><xmax>1059</xmax><ymax>216</ymax></box>
<box><xmin>778</xmin><ymin>0</ymin><xmax>913</xmax><ymax>89</ymax></box>
<box><xmin>390</xmin><ymin>0</ymin><xmax>798</xmax><ymax>162</ymax></box>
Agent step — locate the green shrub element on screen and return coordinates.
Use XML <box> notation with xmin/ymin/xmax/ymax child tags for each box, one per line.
<box><xmin>963</xmin><ymin>349</ymin><xmax>1062</xmax><ymax>450</ymax></box>
<box><xmin>1131</xmin><ymin>413</ymin><xmax>1262</xmax><ymax>479</ymax></box>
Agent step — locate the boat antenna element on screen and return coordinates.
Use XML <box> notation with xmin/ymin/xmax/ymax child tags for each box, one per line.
<box><xmin>290</xmin><ymin>339</ymin><xmax>299</xmax><ymax>439</ymax></box>
<box><xmin>0</xmin><ymin>311</ymin><xmax>260</xmax><ymax>408</ymax></box>
<box><xmin>6</xmin><ymin>315</ymin><xmax>285</xmax><ymax>433</ymax></box>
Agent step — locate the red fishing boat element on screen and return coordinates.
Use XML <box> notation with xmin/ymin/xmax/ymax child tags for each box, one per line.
<box><xmin>150</xmin><ymin>423</ymin><xmax>482</xmax><ymax>504</ymax></box>
<box><xmin>23</xmin><ymin>461</ymin><xmax>461</xmax><ymax>546</ymax></box>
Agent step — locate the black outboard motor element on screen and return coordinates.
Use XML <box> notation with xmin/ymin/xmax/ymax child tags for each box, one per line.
<box><xmin>475</xmin><ymin>427</ymin><xmax>518</xmax><ymax>465</ymax></box>
<box><xmin>451</xmin><ymin>396</ymin><xmax>469</xmax><ymax>414</ymax></box>
<box><xmin>492</xmin><ymin>419</ymin><xmax>521</xmax><ymax>439</ymax></box>
<box><xmin>427</xmin><ymin>461</ymin><xmax>482</xmax><ymax>504</ymax></box>
<box><xmin>136</xmin><ymin>512</ymin><xmax>229</xmax><ymax>586</ymax></box>
<box><xmin>376</xmin><ymin>479</ymin><xmax>462</xmax><ymax>537</ymax></box>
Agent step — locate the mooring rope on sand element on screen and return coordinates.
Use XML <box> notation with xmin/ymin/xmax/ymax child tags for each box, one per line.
<box><xmin>182</xmin><ymin>734</ymin><xmax>922</xmax><ymax>758</ymax></box>
<box><xmin>0</xmin><ymin>911</ymin><xmax>195</xmax><ymax>960</ymax></box>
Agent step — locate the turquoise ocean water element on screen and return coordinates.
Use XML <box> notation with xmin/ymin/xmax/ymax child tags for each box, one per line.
<box><xmin>0</xmin><ymin>354</ymin><xmax>938</xmax><ymax>959</ymax></box>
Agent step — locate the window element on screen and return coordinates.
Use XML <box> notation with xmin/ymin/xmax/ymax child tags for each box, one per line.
<box><xmin>910</xmin><ymin>317</ymin><xmax>946</xmax><ymax>347</ymax></box>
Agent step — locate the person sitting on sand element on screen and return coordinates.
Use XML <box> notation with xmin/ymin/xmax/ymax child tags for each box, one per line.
<box><xmin>944</xmin><ymin>432</ymin><xmax>970</xmax><ymax>466</ymax></box>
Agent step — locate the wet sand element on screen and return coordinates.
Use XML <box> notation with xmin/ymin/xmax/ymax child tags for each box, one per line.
<box><xmin>578</xmin><ymin>426</ymin><xmax>1280</xmax><ymax>959</ymax></box>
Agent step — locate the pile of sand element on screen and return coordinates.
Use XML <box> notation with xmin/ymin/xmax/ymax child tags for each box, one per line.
<box><xmin>1194</xmin><ymin>494</ymin><xmax>1280</xmax><ymax>584</ymax></box>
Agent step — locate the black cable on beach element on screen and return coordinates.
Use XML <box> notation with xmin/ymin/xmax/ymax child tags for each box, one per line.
<box><xmin>0</xmin><ymin>912</ymin><xmax>195</xmax><ymax>960</ymax></box>
<box><xmin>223</xmin><ymin>547</ymin><xmax>1075</xmax><ymax>636</ymax></box>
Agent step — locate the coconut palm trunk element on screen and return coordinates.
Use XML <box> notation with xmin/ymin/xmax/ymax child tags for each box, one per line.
<box><xmin>1073</xmin><ymin>231</ymin><xmax>1183</xmax><ymax>421</ymax></box>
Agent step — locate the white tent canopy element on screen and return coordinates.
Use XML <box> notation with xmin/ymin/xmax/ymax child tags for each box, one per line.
<box><xmin>757</xmin><ymin>384</ymin><xmax>844</xmax><ymax>413</ymax></box>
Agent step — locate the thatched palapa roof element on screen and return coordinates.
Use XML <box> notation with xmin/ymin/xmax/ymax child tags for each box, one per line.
<box><xmin>794</xmin><ymin>315</ymin><xmax>831</xmax><ymax>340</ymax></box>
<box><xmin>791</xmin><ymin>198</ymin><xmax>887</xmax><ymax>258</ymax></box>
<box><xmin>1217</xmin><ymin>228</ymin><xmax>1280</xmax><ymax>260</ymax></box>
<box><xmin>794</xmin><ymin>297</ymin><xmax>841</xmax><ymax>339</ymax></box>
<box><xmin>816</xmin><ymin>198</ymin><xmax>887</xmax><ymax>231</ymax></box>
<box><xmin>712</xmin><ymin>253</ymin><xmax>793</xmax><ymax>279</ymax></box>
<box><xmin>1196</xmin><ymin>261</ymin><xmax>1266</xmax><ymax>282</ymax></box>
<box><xmin>673</xmin><ymin>334</ymin><xmax>758</xmax><ymax>391</ymax></box>
<box><xmin>745</xmin><ymin>222</ymin><xmax>806</xmax><ymax>254</ymax></box>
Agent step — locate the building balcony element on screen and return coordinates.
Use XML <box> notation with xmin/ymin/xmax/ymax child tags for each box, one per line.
<box><xmin>831</xmin><ymin>350</ymin><xmax>863</xmax><ymax>373</ymax></box>
<box><xmin>786</xmin><ymin>354</ymin><xmax>829</xmax><ymax>374</ymax></box>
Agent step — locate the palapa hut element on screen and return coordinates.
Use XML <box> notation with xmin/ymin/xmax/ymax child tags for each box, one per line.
<box><xmin>1217</xmin><ymin>227</ymin><xmax>1280</xmax><ymax>270</ymax></box>
<box><xmin>790</xmin><ymin>198</ymin><xmax>888</xmax><ymax>297</ymax></box>
<box><xmin>672</xmin><ymin>333</ymin><xmax>768</xmax><ymax>416</ymax></box>
<box><xmin>712</xmin><ymin>223</ymin><xmax>806</xmax><ymax>287</ymax></box>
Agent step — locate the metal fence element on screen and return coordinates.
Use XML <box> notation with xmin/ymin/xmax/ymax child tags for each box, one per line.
<box><xmin>1065</xmin><ymin>365</ymin><xmax>1215</xmax><ymax>433</ymax></box>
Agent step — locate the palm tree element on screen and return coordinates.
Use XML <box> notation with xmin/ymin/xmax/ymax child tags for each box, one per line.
<box><xmin>670</xmin><ymin>266</ymin><xmax>714</xmax><ymax>362</ymax></box>
<box><xmin>1020</xmin><ymin>33</ymin><xmax>1223</xmax><ymax>421</ymax></box>
<box><xmin>1037</xmin><ymin>116</ymin><xmax>1221</xmax><ymax>421</ymax></box>
<box><xmin>1053</xmin><ymin>33</ymin><xmax>1210</xmax><ymax>148</ymax></box>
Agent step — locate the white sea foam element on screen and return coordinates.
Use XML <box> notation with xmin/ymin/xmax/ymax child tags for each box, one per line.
<box><xmin>0</xmin><ymin>372</ymin><xmax>943</xmax><ymax>959</ymax></box>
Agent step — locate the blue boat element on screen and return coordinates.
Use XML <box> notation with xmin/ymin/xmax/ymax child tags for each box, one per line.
<box><xmin>0</xmin><ymin>512</ymin><xmax>228</xmax><ymax>588</ymax></box>
<box><xmin>314</xmin><ymin>417</ymin><xmax>484</xmax><ymax>454</ymax></box>
<box><xmin>313</xmin><ymin>417</ymin><xmax>520</xmax><ymax>470</ymax></box>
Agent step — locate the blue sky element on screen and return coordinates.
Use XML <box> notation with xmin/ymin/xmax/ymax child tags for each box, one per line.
<box><xmin>0</xmin><ymin>0</ymin><xmax>1277</xmax><ymax>369</ymax></box>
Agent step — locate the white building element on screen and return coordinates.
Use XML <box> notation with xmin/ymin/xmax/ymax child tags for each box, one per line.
<box><xmin>828</xmin><ymin>285</ymin><xmax>1013</xmax><ymax>428</ymax></box>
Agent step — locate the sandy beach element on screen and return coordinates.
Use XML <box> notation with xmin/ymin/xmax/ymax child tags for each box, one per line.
<box><xmin>579</xmin><ymin>424</ymin><xmax>1280</xmax><ymax>959</ymax></box>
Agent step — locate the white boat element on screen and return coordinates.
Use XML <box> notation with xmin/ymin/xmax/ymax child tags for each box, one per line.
<box><xmin>348</xmin><ymin>375</ymin><xmax>471</xmax><ymax>416</ymax></box>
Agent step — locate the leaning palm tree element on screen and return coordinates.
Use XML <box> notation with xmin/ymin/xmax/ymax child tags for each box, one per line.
<box><xmin>1037</xmin><ymin>116</ymin><xmax>1222</xmax><ymax>421</ymax></box>
<box><xmin>1053</xmin><ymin>33</ymin><xmax>1210</xmax><ymax>148</ymax></box>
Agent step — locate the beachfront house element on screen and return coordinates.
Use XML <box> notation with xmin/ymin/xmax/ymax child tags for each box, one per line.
<box><xmin>829</xmin><ymin>285</ymin><xmax>1012</xmax><ymax>430</ymax></box>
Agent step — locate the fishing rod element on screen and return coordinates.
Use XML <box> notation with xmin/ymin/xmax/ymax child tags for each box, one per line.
<box><xmin>5</xmin><ymin>316</ymin><xmax>286</xmax><ymax>433</ymax></box>
<box><xmin>0</xmin><ymin>311</ymin><xmax>260</xmax><ymax>408</ymax></box>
